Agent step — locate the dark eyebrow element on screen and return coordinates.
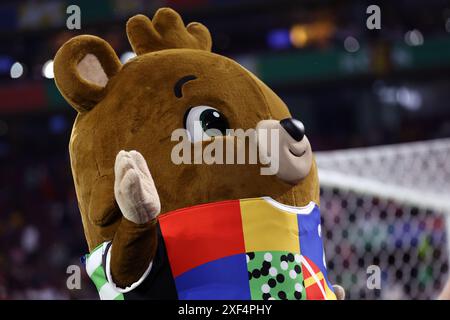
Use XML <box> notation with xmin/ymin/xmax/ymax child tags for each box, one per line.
<box><xmin>174</xmin><ymin>75</ymin><xmax>197</xmax><ymax>98</ymax></box>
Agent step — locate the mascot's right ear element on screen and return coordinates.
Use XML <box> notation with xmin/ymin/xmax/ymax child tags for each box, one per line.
<box><xmin>54</xmin><ymin>35</ymin><xmax>122</xmax><ymax>113</ymax></box>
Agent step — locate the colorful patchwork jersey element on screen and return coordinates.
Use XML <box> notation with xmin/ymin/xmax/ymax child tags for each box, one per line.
<box><xmin>84</xmin><ymin>197</ymin><xmax>336</xmax><ymax>300</ymax></box>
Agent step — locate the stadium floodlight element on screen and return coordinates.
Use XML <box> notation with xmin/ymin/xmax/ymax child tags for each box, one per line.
<box><xmin>120</xmin><ymin>51</ymin><xmax>136</xmax><ymax>64</ymax></box>
<box><xmin>404</xmin><ymin>29</ymin><xmax>424</xmax><ymax>46</ymax></box>
<box><xmin>344</xmin><ymin>36</ymin><xmax>360</xmax><ymax>53</ymax></box>
<box><xmin>42</xmin><ymin>59</ymin><xmax>54</xmax><ymax>79</ymax></box>
<box><xmin>267</xmin><ymin>29</ymin><xmax>291</xmax><ymax>50</ymax></box>
<box><xmin>10</xmin><ymin>62</ymin><xmax>24</xmax><ymax>79</ymax></box>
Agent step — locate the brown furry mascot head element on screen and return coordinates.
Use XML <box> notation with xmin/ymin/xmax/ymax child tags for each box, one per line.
<box><xmin>54</xmin><ymin>8</ymin><xmax>342</xmax><ymax>300</ymax></box>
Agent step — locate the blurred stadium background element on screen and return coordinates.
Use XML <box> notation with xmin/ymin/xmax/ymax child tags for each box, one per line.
<box><xmin>0</xmin><ymin>0</ymin><xmax>449</xmax><ymax>299</ymax></box>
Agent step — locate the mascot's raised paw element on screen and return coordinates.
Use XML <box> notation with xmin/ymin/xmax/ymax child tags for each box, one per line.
<box><xmin>114</xmin><ymin>150</ymin><xmax>161</xmax><ymax>224</ymax></box>
<box><xmin>332</xmin><ymin>285</ymin><xmax>345</xmax><ymax>300</ymax></box>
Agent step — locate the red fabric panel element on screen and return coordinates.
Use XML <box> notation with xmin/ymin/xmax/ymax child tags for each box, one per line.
<box><xmin>159</xmin><ymin>200</ymin><xmax>245</xmax><ymax>277</ymax></box>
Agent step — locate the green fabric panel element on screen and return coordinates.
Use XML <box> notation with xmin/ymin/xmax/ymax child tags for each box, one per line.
<box><xmin>247</xmin><ymin>251</ymin><xmax>305</xmax><ymax>300</ymax></box>
<box><xmin>114</xmin><ymin>293</ymin><xmax>125</xmax><ymax>300</ymax></box>
<box><xmin>91</xmin><ymin>265</ymin><xmax>108</xmax><ymax>291</ymax></box>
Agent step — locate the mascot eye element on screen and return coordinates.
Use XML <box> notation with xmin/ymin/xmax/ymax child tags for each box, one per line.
<box><xmin>184</xmin><ymin>106</ymin><xmax>230</xmax><ymax>142</ymax></box>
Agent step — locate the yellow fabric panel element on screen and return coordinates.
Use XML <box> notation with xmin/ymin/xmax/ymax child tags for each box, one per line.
<box><xmin>325</xmin><ymin>283</ymin><xmax>337</xmax><ymax>300</ymax></box>
<box><xmin>240</xmin><ymin>198</ymin><xmax>300</xmax><ymax>253</ymax></box>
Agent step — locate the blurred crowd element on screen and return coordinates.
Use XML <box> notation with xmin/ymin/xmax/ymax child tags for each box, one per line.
<box><xmin>0</xmin><ymin>148</ymin><xmax>96</xmax><ymax>299</ymax></box>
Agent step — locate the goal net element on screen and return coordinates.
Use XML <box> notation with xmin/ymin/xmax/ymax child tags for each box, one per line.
<box><xmin>316</xmin><ymin>138</ymin><xmax>450</xmax><ymax>299</ymax></box>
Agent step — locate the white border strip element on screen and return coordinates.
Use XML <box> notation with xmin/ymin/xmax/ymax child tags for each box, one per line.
<box><xmin>105</xmin><ymin>244</ymin><xmax>153</xmax><ymax>294</ymax></box>
<box><xmin>262</xmin><ymin>197</ymin><xmax>316</xmax><ymax>215</ymax></box>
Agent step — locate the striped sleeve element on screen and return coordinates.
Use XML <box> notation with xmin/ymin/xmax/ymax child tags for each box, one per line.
<box><xmin>84</xmin><ymin>242</ymin><xmax>124</xmax><ymax>300</ymax></box>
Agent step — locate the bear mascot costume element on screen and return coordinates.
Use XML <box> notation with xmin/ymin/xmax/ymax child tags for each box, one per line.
<box><xmin>54</xmin><ymin>7</ymin><xmax>344</xmax><ymax>300</ymax></box>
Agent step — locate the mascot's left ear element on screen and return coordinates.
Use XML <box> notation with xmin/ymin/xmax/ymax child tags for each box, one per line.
<box><xmin>53</xmin><ymin>35</ymin><xmax>122</xmax><ymax>113</ymax></box>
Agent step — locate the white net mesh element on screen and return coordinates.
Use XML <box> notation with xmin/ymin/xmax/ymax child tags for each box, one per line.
<box><xmin>316</xmin><ymin>139</ymin><xmax>450</xmax><ymax>299</ymax></box>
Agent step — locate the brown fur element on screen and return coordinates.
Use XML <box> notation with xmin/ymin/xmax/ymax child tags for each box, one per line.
<box><xmin>54</xmin><ymin>8</ymin><xmax>320</xmax><ymax>289</ymax></box>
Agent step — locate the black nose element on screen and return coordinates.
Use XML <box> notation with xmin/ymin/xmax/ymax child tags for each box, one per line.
<box><xmin>280</xmin><ymin>118</ymin><xmax>305</xmax><ymax>142</ymax></box>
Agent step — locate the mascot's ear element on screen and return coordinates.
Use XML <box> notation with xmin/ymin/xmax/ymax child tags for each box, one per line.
<box><xmin>54</xmin><ymin>35</ymin><xmax>122</xmax><ymax>113</ymax></box>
